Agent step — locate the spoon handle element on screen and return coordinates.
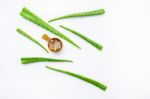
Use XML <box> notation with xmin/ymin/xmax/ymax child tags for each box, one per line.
<box><xmin>42</xmin><ymin>34</ymin><xmax>51</xmax><ymax>42</ymax></box>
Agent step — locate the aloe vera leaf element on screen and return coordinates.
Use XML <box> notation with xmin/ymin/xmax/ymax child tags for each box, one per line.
<box><xmin>21</xmin><ymin>57</ymin><xmax>73</xmax><ymax>64</ymax></box>
<box><xmin>16</xmin><ymin>28</ymin><xmax>49</xmax><ymax>53</ymax></box>
<box><xmin>20</xmin><ymin>7</ymin><xmax>80</xmax><ymax>49</ymax></box>
<box><xmin>60</xmin><ymin>25</ymin><xmax>103</xmax><ymax>51</ymax></box>
<box><xmin>48</xmin><ymin>9</ymin><xmax>105</xmax><ymax>22</ymax></box>
<box><xmin>45</xmin><ymin>66</ymin><xmax>107</xmax><ymax>91</ymax></box>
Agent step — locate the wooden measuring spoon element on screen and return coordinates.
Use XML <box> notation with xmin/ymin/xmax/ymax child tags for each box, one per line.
<box><xmin>42</xmin><ymin>34</ymin><xmax>63</xmax><ymax>52</ymax></box>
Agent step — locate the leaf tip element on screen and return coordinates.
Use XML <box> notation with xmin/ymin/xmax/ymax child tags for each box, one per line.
<box><xmin>45</xmin><ymin>66</ymin><xmax>51</xmax><ymax>69</ymax></box>
<box><xmin>67</xmin><ymin>60</ymin><xmax>73</xmax><ymax>63</ymax></box>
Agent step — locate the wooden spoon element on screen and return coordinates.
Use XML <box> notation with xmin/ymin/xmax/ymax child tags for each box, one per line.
<box><xmin>42</xmin><ymin>34</ymin><xmax>63</xmax><ymax>52</ymax></box>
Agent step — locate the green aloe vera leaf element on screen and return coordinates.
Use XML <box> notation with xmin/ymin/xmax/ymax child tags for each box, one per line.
<box><xmin>20</xmin><ymin>7</ymin><xmax>80</xmax><ymax>49</ymax></box>
<box><xmin>60</xmin><ymin>25</ymin><xmax>103</xmax><ymax>51</ymax></box>
<box><xmin>16</xmin><ymin>28</ymin><xmax>49</xmax><ymax>53</ymax></box>
<box><xmin>21</xmin><ymin>57</ymin><xmax>73</xmax><ymax>64</ymax></box>
<box><xmin>45</xmin><ymin>66</ymin><xmax>107</xmax><ymax>91</ymax></box>
<box><xmin>48</xmin><ymin>9</ymin><xmax>105</xmax><ymax>22</ymax></box>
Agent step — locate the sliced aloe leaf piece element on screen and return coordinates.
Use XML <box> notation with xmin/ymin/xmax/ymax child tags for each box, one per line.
<box><xmin>48</xmin><ymin>9</ymin><xmax>105</xmax><ymax>22</ymax></box>
<box><xmin>60</xmin><ymin>25</ymin><xmax>103</xmax><ymax>51</ymax></box>
<box><xmin>16</xmin><ymin>28</ymin><xmax>49</xmax><ymax>53</ymax></box>
<box><xmin>21</xmin><ymin>57</ymin><xmax>73</xmax><ymax>64</ymax></box>
<box><xmin>46</xmin><ymin>66</ymin><xmax>107</xmax><ymax>91</ymax></box>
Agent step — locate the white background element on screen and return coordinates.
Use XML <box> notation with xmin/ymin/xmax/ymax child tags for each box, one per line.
<box><xmin>0</xmin><ymin>0</ymin><xmax>150</xmax><ymax>99</ymax></box>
